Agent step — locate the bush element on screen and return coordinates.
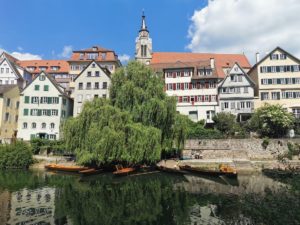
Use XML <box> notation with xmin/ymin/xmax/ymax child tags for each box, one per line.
<box><xmin>30</xmin><ymin>138</ymin><xmax>66</xmax><ymax>155</ymax></box>
<box><xmin>186</xmin><ymin>120</ymin><xmax>224</xmax><ymax>139</ymax></box>
<box><xmin>0</xmin><ymin>141</ymin><xmax>33</xmax><ymax>169</ymax></box>
<box><xmin>262</xmin><ymin>137</ymin><xmax>270</xmax><ymax>149</ymax></box>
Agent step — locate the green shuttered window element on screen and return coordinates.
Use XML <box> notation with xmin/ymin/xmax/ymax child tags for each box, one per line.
<box><xmin>23</xmin><ymin>109</ymin><xmax>29</xmax><ymax>116</ymax></box>
<box><xmin>44</xmin><ymin>85</ymin><xmax>49</xmax><ymax>91</ymax></box>
<box><xmin>24</xmin><ymin>96</ymin><xmax>29</xmax><ymax>103</ymax></box>
<box><xmin>34</xmin><ymin>85</ymin><xmax>40</xmax><ymax>91</ymax></box>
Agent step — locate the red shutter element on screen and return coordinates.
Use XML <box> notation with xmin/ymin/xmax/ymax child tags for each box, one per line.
<box><xmin>173</xmin><ymin>83</ymin><xmax>176</xmax><ymax>90</ymax></box>
<box><xmin>179</xmin><ymin>96</ymin><xmax>182</xmax><ymax>103</ymax></box>
<box><xmin>187</xmin><ymin>96</ymin><xmax>190</xmax><ymax>102</ymax></box>
<box><xmin>173</xmin><ymin>72</ymin><xmax>176</xmax><ymax>78</ymax></box>
<box><xmin>202</xmin><ymin>96</ymin><xmax>205</xmax><ymax>102</ymax></box>
<box><xmin>197</xmin><ymin>82</ymin><xmax>200</xmax><ymax>89</ymax></box>
<box><xmin>189</xmin><ymin>83</ymin><xmax>192</xmax><ymax>89</ymax></box>
<box><xmin>194</xmin><ymin>96</ymin><xmax>198</xmax><ymax>102</ymax></box>
<box><xmin>209</xmin><ymin>95</ymin><xmax>211</xmax><ymax>102</ymax></box>
<box><xmin>181</xmin><ymin>83</ymin><xmax>184</xmax><ymax>90</ymax></box>
<box><xmin>181</xmin><ymin>71</ymin><xmax>184</xmax><ymax>77</ymax></box>
<box><xmin>205</xmin><ymin>83</ymin><xmax>209</xmax><ymax>89</ymax></box>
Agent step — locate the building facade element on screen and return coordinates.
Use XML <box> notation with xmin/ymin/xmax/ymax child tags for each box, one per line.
<box><xmin>73</xmin><ymin>61</ymin><xmax>111</xmax><ymax>116</ymax></box>
<box><xmin>17</xmin><ymin>72</ymin><xmax>72</xmax><ymax>141</ymax></box>
<box><xmin>135</xmin><ymin>12</ymin><xmax>153</xmax><ymax>65</ymax></box>
<box><xmin>249</xmin><ymin>47</ymin><xmax>300</xmax><ymax>118</ymax></box>
<box><xmin>0</xmin><ymin>85</ymin><xmax>20</xmax><ymax>143</ymax></box>
<box><xmin>218</xmin><ymin>63</ymin><xmax>255</xmax><ymax>121</ymax></box>
<box><xmin>0</xmin><ymin>52</ymin><xmax>32</xmax><ymax>88</ymax></box>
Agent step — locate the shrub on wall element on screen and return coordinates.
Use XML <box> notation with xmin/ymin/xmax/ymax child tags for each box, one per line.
<box><xmin>30</xmin><ymin>138</ymin><xmax>66</xmax><ymax>155</ymax></box>
<box><xmin>0</xmin><ymin>141</ymin><xmax>33</xmax><ymax>169</ymax></box>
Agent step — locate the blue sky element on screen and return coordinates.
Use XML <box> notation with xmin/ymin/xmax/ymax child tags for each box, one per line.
<box><xmin>0</xmin><ymin>0</ymin><xmax>207</xmax><ymax>60</ymax></box>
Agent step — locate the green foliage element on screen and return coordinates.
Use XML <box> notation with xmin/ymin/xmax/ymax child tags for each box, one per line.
<box><xmin>64</xmin><ymin>61</ymin><xmax>183</xmax><ymax>166</ymax></box>
<box><xmin>187</xmin><ymin>120</ymin><xmax>223</xmax><ymax>139</ymax></box>
<box><xmin>0</xmin><ymin>141</ymin><xmax>33</xmax><ymax>169</ymax></box>
<box><xmin>247</xmin><ymin>103</ymin><xmax>295</xmax><ymax>138</ymax></box>
<box><xmin>262</xmin><ymin>137</ymin><xmax>270</xmax><ymax>149</ymax></box>
<box><xmin>213</xmin><ymin>112</ymin><xmax>244</xmax><ymax>137</ymax></box>
<box><xmin>286</xmin><ymin>142</ymin><xmax>300</xmax><ymax>160</ymax></box>
<box><xmin>30</xmin><ymin>138</ymin><xmax>66</xmax><ymax>155</ymax></box>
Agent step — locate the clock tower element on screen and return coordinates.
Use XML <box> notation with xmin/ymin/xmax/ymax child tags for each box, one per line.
<box><xmin>135</xmin><ymin>12</ymin><xmax>152</xmax><ymax>65</ymax></box>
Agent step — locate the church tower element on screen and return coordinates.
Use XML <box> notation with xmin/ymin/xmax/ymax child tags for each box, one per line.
<box><xmin>135</xmin><ymin>12</ymin><xmax>152</xmax><ymax>65</ymax></box>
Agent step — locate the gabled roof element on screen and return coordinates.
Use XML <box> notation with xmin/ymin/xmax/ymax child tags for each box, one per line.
<box><xmin>248</xmin><ymin>46</ymin><xmax>300</xmax><ymax>74</ymax></box>
<box><xmin>0</xmin><ymin>52</ymin><xmax>19</xmax><ymax>64</ymax></box>
<box><xmin>151</xmin><ymin>52</ymin><xmax>251</xmax><ymax>78</ymax></box>
<box><xmin>0</xmin><ymin>55</ymin><xmax>24</xmax><ymax>81</ymax></box>
<box><xmin>151</xmin><ymin>60</ymin><xmax>211</xmax><ymax>71</ymax></box>
<box><xmin>218</xmin><ymin>62</ymin><xmax>255</xmax><ymax>88</ymax></box>
<box><xmin>74</xmin><ymin>60</ymin><xmax>111</xmax><ymax>81</ymax></box>
<box><xmin>73</xmin><ymin>45</ymin><xmax>113</xmax><ymax>53</ymax></box>
<box><xmin>0</xmin><ymin>84</ymin><xmax>19</xmax><ymax>95</ymax></box>
<box><xmin>17</xmin><ymin>60</ymin><xmax>69</xmax><ymax>74</ymax></box>
<box><xmin>21</xmin><ymin>71</ymin><xmax>70</xmax><ymax>98</ymax></box>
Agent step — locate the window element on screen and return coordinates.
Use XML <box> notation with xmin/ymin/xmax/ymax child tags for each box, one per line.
<box><xmin>95</xmin><ymin>82</ymin><xmax>99</xmax><ymax>89</ymax></box>
<box><xmin>34</xmin><ymin>85</ymin><xmax>40</xmax><ymax>91</ymax></box>
<box><xmin>184</xmin><ymin>83</ymin><xmax>189</xmax><ymax>90</ymax></box>
<box><xmin>4</xmin><ymin>113</ymin><xmax>9</xmax><ymax>122</ymax></box>
<box><xmin>39</xmin><ymin>67</ymin><xmax>47</xmax><ymax>71</ymax></box>
<box><xmin>204</xmin><ymin>95</ymin><xmax>209</xmax><ymax>102</ymax></box>
<box><xmin>86</xmin><ymin>82</ymin><xmax>91</xmax><ymax>90</ymax></box>
<box><xmin>87</xmin><ymin>53</ymin><xmax>98</xmax><ymax>60</ymax></box>
<box><xmin>62</xmin><ymin>110</ymin><xmax>66</xmax><ymax>118</ymax></box>
<box><xmin>261</xmin><ymin>92</ymin><xmax>269</xmax><ymax>100</ymax></box>
<box><xmin>246</xmin><ymin>102</ymin><xmax>251</xmax><ymax>108</ymax></box>
<box><xmin>0</xmin><ymin>68</ymin><xmax>3</xmax><ymax>73</ymax></box>
<box><xmin>42</xmin><ymin>109</ymin><xmax>48</xmax><ymax>116</ymax></box>
<box><xmin>41</xmin><ymin>123</ymin><xmax>46</xmax><ymax>129</ymax></box>
<box><xmin>31</xmin><ymin>109</ymin><xmax>38</xmax><ymax>116</ymax></box>
<box><xmin>23</xmin><ymin>122</ymin><xmax>27</xmax><ymax>129</ymax></box>
<box><xmin>51</xmin><ymin>66</ymin><xmax>59</xmax><ymax>71</ymax></box>
<box><xmin>183</xmin><ymin>96</ymin><xmax>189</xmax><ymax>103</ymax></box>
<box><xmin>292</xmin><ymin>108</ymin><xmax>300</xmax><ymax>119</ymax></box>
<box><xmin>94</xmin><ymin>94</ymin><xmax>99</xmax><ymax>98</ymax></box>
<box><xmin>102</xmin><ymin>53</ymin><xmax>106</xmax><ymax>60</ymax></box>
<box><xmin>23</xmin><ymin>108</ymin><xmax>29</xmax><ymax>116</ymax></box>
<box><xmin>238</xmin><ymin>75</ymin><xmax>243</xmax><ymax>82</ymax></box>
<box><xmin>6</xmin><ymin>68</ymin><xmax>9</xmax><ymax>73</ymax></box>
<box><xmin>224</xmin><ymin>102</ymin><xmax>229</xmax><ymax>109</ymax></box>
<box><xmin>231</xmin><ymin>75</ymin><xmax>235</xmax><ymax>82</ymax></box>
<box><xmin>87</xmin><ymin>71</ymin><xmax>92</xmax><ymax>77</ymax></box>
<box><xmin>244</xmin><ymin>87</ymin><xmax>248</xmax><ymax>93</ymax></box>
<box><xmin>103</xmin><ymin>82</ymin><xmax>107</xmax><ymax>89</ymax></box>
<box><xmin>78</xmin><ymin>83</ymin><xmax>83</xmax><ymax>90</ymax></box>
<box><xmin>188</xmin><ymin>111</ymin><xmax>198</xmax><ymax>121</ymax></box>
<box><xmin>32</xmin><ymin>123</ymin><xmax>36</xmax><ymax>129</ymax></box>
<box><xmin>271</xmin><ymin>54</ymin><xmax>278</xmax><ymax>60</ymax></box>
<box><xmin>280</xmin><ymin>54</ymin><xmax>287</xmax><ymax>60</ymax></box>
<box><xmin>271</xmin><ymin>92</ymin><xmax>280</xmax><ymax>100</ymax></box>
<box><xmin>49</xmin><ymin>134</ymin><xmax>56</xmax><ymax>140</ymax></box>
<box><xmin>236</xmin><ymin>87</ymin><xmax>240</xmax><ymax>93</ymax></box>
<box><xmin>15</xmin><ymin>115</ymin><xmax>18</xmax><ymax>122</ymax></box>
<box><xmin>86</xmin><ymin>94</ymin><xmax>91</xmax><ymax>100</ymax></box>
<box><xmin>44</xmin><ymin>85</ymin><xmax>49</xmax><ymax>91</ymax></box>
<box><xmin>79</xmin><ymin>53</ymin><xmax>84</xmax><ymax>60</ymax></box>
<box><xmin>92</xmin><ymin>63</ymin><xmax>96</xmax><ymax>68</ymax></box>
<box><xmin>77</xmin><ymin>94</ymin><xmax>83</xmax><ymax>103</ymax></box>
<box><xmin>95</xmin><ymin>71</ymin><xmax>100</xmax><ymax>77</ymax></box>
<box><xmin>231</xmin><ymin>102</ymin><xmax>235</xmax><ymax>109</ymax></box>
<box><xmin>51</xmin><ymin>110</ymin><xmax>58</xmax><ymax>116</ymax></box>
<box><xmin>102</xmin><ymin>94</ymin><xmax>107</xmax><ymax>99</ymax></box>
<box><xmin>31</xmin><ymin>97</ymin><xmax>39</xmax><ymax>104</ymax></box>
<box><xmin>16</xmin><ymin>101</ymin><xmax>19</xmax><ymax>109</ymax></box>
<box><xmin>50</xmin><ymin>123</ymin><xmax>55</xmax><ymax>129</ymax></box>
<box><xmin>240</xmin><ymin>102</ymin><xmax>245</xmax><ymax>109</ymax></box>
<box><xmin>52</xmin><ymin>97</ymin><xmax>59</xmax><ymax>104</ymax></box>
<box><xmin>77</xmin><ymin>107</ymin><xmax>81</xmax><ymax>114</ymax></box>
<box><xmin>63</xmin><ymin>98</ymin><xmax>67</xmax><ymax>105</ymax></box>
<box><xmin>6</xmin><ymin>98</ymin><xmax>10</xmax><ymax>107</ymax></box>
<box><xmin>176</xmin><ymin>83</ymin><xmax>181</xmax><ymax>90</ymax></box>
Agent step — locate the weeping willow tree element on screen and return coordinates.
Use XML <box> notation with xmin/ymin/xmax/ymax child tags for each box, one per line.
<box><xmin>64</xmin><ymin>61</ymin><xmax>187</xmax><ymax>166</ymax></box>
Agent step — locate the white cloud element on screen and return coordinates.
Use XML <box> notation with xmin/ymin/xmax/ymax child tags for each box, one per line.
<box><xmin>187</xmin><ymin>0</ymin><xmax>300</xmax><ymax>64</ymax></box>
<box><xmin>58</xmin><ymin>45</ymin><xmax>73</xmax><ymax>58</ymax></box>
<box><xmin>17</xmin><ymin>46</ymin><xmax>23</xmax><ymax>51</ymax></box>
<box><xmin>11</xmin><ymin>51</ymin><xmax>42</xmax><ymax>60</ymax></box>
<box><xmin>119</xmin><ymin>54</ymin><xmax>130</xmax><ymax>64</ymax></box>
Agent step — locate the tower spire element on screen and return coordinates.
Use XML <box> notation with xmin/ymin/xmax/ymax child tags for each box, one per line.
<box><xmin>140</xmin><ymin>10</ymin><xmax>148</xmax><ymax>31</ymax></box>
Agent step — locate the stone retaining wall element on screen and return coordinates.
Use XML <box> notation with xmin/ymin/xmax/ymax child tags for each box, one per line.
<box><xmin>183</xmin><ymin>138</ymin><xmax>300</xmax><ymax>160</ymax></box>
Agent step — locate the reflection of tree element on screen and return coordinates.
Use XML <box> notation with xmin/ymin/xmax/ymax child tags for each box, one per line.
<box><xmin>58</xmin><ymin>174</ymin><xmax>193</xmax><ymax>225</ymax></box>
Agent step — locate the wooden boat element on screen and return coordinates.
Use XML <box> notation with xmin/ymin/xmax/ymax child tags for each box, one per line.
<box><xmin>156</xmin><ymin>165</ymin><xmax>186</xmax><ymax>174</ymax></box>
<box><xmin>179</xmin><ymin>164</ymin><xmax>238</xmax><ymax>178</ymax></box>
<box><xmin>79</xmin><ymin>168</ymin><xmax>104</xmax><ymax>176</ymax></box>
<box><xmin>45</xmin><ymin>164</ymin><xmax>89</xmax><ymax>173</ymax></box>
<box><xmin>113</xmin><ymin>165</ymin><xmax>136</xmax><ymax>176</ymax></box>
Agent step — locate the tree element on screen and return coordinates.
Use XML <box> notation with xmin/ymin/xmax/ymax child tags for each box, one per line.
<box><xmin>64</xmin><ymin>61</ymin><xmax>184</xmax><ymax>166</ymax></box>
<box><xmin>213</xmin><ymin>112</ymin><xmax>239</xmax><ymax>136</ymax></box>
<box><xmin>247</xmin><ymin>103</ymin><xmax>295</xmax><ymax>138</ymax></box>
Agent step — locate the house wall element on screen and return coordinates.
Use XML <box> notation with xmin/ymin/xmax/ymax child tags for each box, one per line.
<box><xmin>0</xmin><ymin>59</ymin><xmax>19</xmax><ymax>85</ymax></box>
<box><xmin>0</xmin><ymin>86</ymin><xmax>20</xmax><ymax>143</ymax></box>
<box><xmin>73</xmin><ymin>63</ymin><xmax>111</xmax><ymax>116</ymax></box>
<box><xmin>17</xmin><ymin>73</ymin><xmax>71</xmax><ymax>141</ymax></box>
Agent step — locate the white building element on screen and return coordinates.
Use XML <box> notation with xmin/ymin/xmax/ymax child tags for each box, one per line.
<box><xmin>73</xmin><ymin>60</ymin><xmax>111</xmax><ymax>116</ymax></box>
<box><xmin>218</xmin><ymin>63</ymin><xmax>255</xmax><ymax>121</ymax></box>
<box><xmin>17</xmin><ymin>72</ymin><xmax>72</xmax><ymax>140</ymax></box>
<box><xmin>0</xmin><ymin>52</ymin><xmax>32</xmax><ymax>88</ymax></box>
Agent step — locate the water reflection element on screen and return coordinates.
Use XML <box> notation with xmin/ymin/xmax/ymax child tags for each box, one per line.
<box><xmin>0</xmin><ymin>170</ymin><xmax>299</xmax><ymax>225</ymax></box>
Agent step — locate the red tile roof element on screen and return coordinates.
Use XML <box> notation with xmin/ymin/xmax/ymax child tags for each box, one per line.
<box><xmin>151</xmin><ymin>52</ymin><xmax>251</xmax><ymax>78</ymax></box>
<box><xmin>17</xmin><ymin>60</ymin><xmax>69</xmax><ymax>74</ymax></box>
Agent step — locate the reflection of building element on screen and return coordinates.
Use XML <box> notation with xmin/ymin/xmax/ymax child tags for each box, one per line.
<box><xmin>8</xmin><ymin>187</ymin><xmax>56</xmax><ymax>225</ymax></box>
<box><xmin>189</xmin><ymin>204</ymin><xmax>223</xmax><ymax>225</ymax></box>
<box><xmin>0</xmin><ymin>191</ymin><xmax>11</xmax><ymax>225</ymax></box>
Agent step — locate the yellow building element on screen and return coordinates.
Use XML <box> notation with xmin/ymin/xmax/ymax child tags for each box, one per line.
<box><xmin>249</xmin><ymin>47</ymin><xmax>300</xmax><ymax>118</ymax></box>
<box><xmin>0</xmin><ymin>85</ymin><xmax>20</xmax><ymax>143</ymax></box>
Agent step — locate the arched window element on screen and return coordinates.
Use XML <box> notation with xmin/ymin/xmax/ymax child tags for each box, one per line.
<box><xmin>23</xmin><ymin>122</ymin><xmax>27</xmax><ymax>129</ymax></box>
<box><xmin>50</xmin><ymin>123</ymin><xmax>55</xmax><ymax>129</ymax></box>
<box><xmin>32</xmin><ymin>122</ymin><xmax>36</xmax><ymax>129</ymax></box>
<box><xmin>41</xmin><ymin>123</ymin><xmax>46</xmax><ymax>129</ymax></box>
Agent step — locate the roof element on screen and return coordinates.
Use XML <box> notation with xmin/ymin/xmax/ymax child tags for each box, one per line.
<box><xmin>0</xmin><ymin>55</ymin><xmax>24</xmax><ymax>80</ymax></box>
<box><xmin>22</xmin><ymin>71</ymin><xmax>70</xmax><ymax>98</ymax></box>
<box><xmin>17</xmin><ymin>60</ymin><xmax>69</xmax><ymax>74</ymax></box>
<box><xmin>0</xmin><ymin>52</ymin><xmax>19</xmax><ymax>63</ymax></box>
<box><xmin>151</xmin><ymin>52</ymin><xmax>251</xmax><ymax>78</ymax></box>
<box><xmin>74</xmin><ymin>60</ymin><xmax>111</xmax><ymax>81</ymax></box>
<box><xmin>248</xmin><ymin>46</ymin><xmax>300</xmax><ymax>75</ymax></box>
<box><xmin>0</xmin><ymin>85</ymin><xmax>19</xmax><ymax>95</ymax></box>
<box><xmin>73</xmin><ymin>45</ymin><xmax>113</xmax><ymax>53</ymax></box>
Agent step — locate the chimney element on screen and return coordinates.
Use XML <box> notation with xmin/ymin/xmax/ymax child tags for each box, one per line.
<box><xmin>210</xmin><ymin>58</ymin><xmax>215</xmax><ymax>69</ymax></box>
<box><xmin>256</xmin><ymin>52</ymin><xmax>260</xmax><ymax>63</ymax></box>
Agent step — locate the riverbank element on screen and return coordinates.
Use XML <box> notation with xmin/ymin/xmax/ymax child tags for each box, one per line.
<box><xmin>30</xmin><ymin>155</ymin><xmax>76</xmax><ymax>170</ymax></box>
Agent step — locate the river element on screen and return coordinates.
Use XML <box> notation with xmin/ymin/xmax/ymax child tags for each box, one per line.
<box><xmin>0</xmin><ymin>170</ymin><xmax>299</xmax><ymax>225</ymax></box>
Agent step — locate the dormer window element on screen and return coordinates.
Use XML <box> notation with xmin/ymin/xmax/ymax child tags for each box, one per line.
<box><xmin>39</xmin><ymin>66</ymin><xmax>47</xmax><ymax>71</ymax></box>
<box><xmin>271</xmin><ymin>54</ymin><xmax>279</xmax><ymax>60</ymax></box>
<box><xmin>87</xmin><ymin>53</ymin><xmax>98</xmax><ymax>60</ymax></box>
<box><xmin>92</xmin><ymin>47</ymin><xmax>97</xmax><ymax>51</ymax></box>
<box><xmin>27</xmin><ymin>67</ymin><xmax>36</xmax><ymax>71</ymax></box>
<box><xmin>92</xmin><ymin>63</ymin><xmax>96</xmax><ymax>68</ymax></box>
<box><xmin>39</xmin><ymin>74</ymin><xmax>46</xmax><ymax>81</ymax></box>
<box><xmin>79</xmin><ymin>53</ymin><xmax>84</xmax><ymax>60</ymax></box>
<box><xmin>102</xmin><ymin>53</ymin><xmax>106</xmax><ymax>60</ymax></box>
<box><xmin>51</xmin><ymin>66</ymin><xmax>59</xmax><ymax>71</ymax></box>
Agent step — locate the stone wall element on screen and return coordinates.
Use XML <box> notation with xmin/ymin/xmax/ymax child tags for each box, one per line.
<box><xmin>182</xmin><ymin>138</ymin><xmax>300</xmax><ymax>160</ymax></box>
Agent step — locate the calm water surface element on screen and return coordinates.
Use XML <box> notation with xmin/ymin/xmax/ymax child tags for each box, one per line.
<box><xmin>0</xmin><ymin>170</ymin><xmax>299</xmax><ymax>225</ymax></box>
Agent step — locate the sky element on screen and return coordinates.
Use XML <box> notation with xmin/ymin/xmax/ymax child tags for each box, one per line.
<box><xmin>1</xmin><ymin>0</ymin><xmax>300</xmax><ymax>65</ymax></box>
